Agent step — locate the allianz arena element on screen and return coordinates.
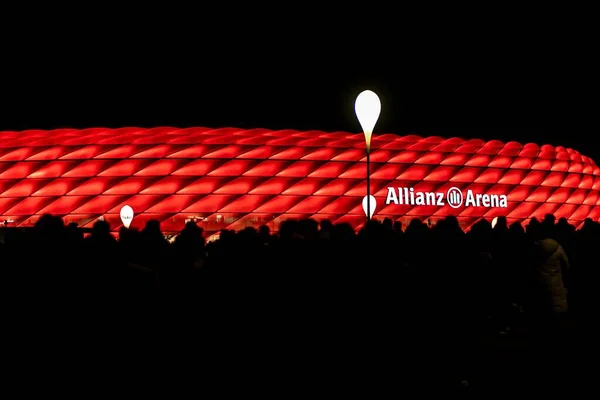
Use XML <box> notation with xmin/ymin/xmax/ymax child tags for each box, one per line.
<box><xmin>0</xmin><ymin>126</ymin><xmax>599</xmax><ymax>234</ymax></box>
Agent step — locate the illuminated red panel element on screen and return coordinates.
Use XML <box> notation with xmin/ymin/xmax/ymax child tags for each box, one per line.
<box><xmin>103</xmin><ymin>177</ymin><xmax>153</xmax><ymax>195</ymax></box>
<box><xmin>566</xmin><ymin>189</ymin><xmax>588</xmax><ymax>204</ymax></box>
<box><xmin>554</xmin><ymin>204</ymin><xmax>578</xmax><ymax>219</ymax></box>
<box><xmin>518</xmin><ymin>148</ymin><xmax>539</xmax><ymax>159</ymax></box>
<box><xmin>380</xmin><ymin>140</ymin><xmax>412</xmax><ymax>151</ymax></box>
<box><xmin>520</xmin><ymin>171</ymin><xmax>546</xmax><ymax>186</ymax></box>
<box><xmin>548</xmin><ymin>188</ymin><xmax>572</xmax><ymax>203</ymax></box>
<box><xmin>130</xmin><ymin>145</ymin><xmax>178</xmax><ymax>158</ymax></box>
<box><xmin>308</xmin><ymin>162</ymin><xmax>349</xmax><ymax>178</ymax></box>
<box><xmin>203</xmin><ymin>145</ymin><xmax>246</xmax><ymax>159</ymax></box>
<box><xmin>37</xmin><ymin>196</ymin><xmax>90</xmax><ymax>215</ymax></box>
<box><xmin>541</xmin><ymin>172</ymin><xmax>566</xmax><ymax>187</ymax></box>
<box><xmin>344</xmin><ymin>180</ymin><xmax>388</xmax><ymax>197</ymax></box>
<box><xmin>26</xmin><ymin>147</ymin><xmax>66</xmax><ymax>160</ymax></box>
<box><xmin>1</xmin><ymin>180</ymin><xmax>47</xmax><ymax>197</ymax></box>
<box><xmin>398</xmin><ymin>165</ymin><xmax>433</xmax><ymax>181</ymax></box>
<box><xmin>166</xmin><ymin>145</ymin><xmax>210</xmax><ymax>158</ymax></box>
<box><xmin>134</xmin><ymin>159</ymin><xmax>186</xmax><ymax>176</ymax></box>
<box><xmin>414</xmin><ymin>152</ymin><xmax>445</xmax><ymax>165</ymax></box>
<box><xmin>497</xmin><ymin>143</ymin><xmax>522</xmax><ymax>156</ymax></box>
<box><xmin>0</xmin><ymin>147</ymin><xmax>37</xmax><ymax>161</ymax></box>
<box><xmin>270</xmin><ymin>147</ymin><xmax>309</xmax><ymax>160</ymax></box>
<box><xmin>488</xmin><ymin>156</ymin><xmax>513</xmax><ymax>168</ymax></box>
<box><xmin>568</xmin><ymin>163</ymin><xmax>583</xmax><ymax>173</ymax></box>
<box><xmin>406</xmin><ymin>140</ymin><xmax>439</xmax><ymax>152</ymax></box>
<box><xmin>208</xmin><ymin>160</ymin><xmax>256</xmax><ymax>177</ymax></box>
<box><xmin>32</xmin><ymin>179</ymin><xmax>80</xmax><ymax>197</ymax></box>
<box><xmin>450</xmin><ymin>168</ymin><xmax>481</xmax><ymax>183</ymax></box>
<box><xmin>562</xmin><ymin>174</ymin><xmax>582</xmax><ymax>188</ymax></box>
<box><xmin>359</xmin><ymin>150</ymin><xmax>393</xmax><ymax>163</ymax></box>
<box><xmin>526</xmin><ymin>187</ymin><xmax>555</xmax><ymax>202</ymax></box>
<box><xmin>465</xmin><ymin>154</ymin><xmax>491</xmax><ymax>167</ymax></box>
<box><xmin>107</xmin><ymin>195</ymin><xmax>167</xmax><ymax>214</ymax></box>
<box><xmin>387</xmin><ymin>151</ymin><xmax>420</xmax><ymax>164</ymax></box>
<box><xmin>582</xmin><ymin>163</ymin><xmax>594</xmax><ymax>174</ymax></box>
<box><xmin>440</xmin><ymin>153</ymin><xmax>469</xmax><ymax>166</ymax></box>
<box><xmin>531</xmin><ymin>158</ymin><xmax>552</xmax><ymax>171</ymax></box>
<box><xmin>0</xmin><ymin>162</ymin><xmax>44</xmax><ymax>179</ymax></box>
<box><xmin>474</xmin><ymin>169</ymin><xmax>503</xmax><ymax>184</ymax></box>
<box><xmin>62</xmin><ymin>160</ymin><xmax>115</xmax><ymax>178</ymax></box>
<box><xmin>214</xmin><ymin>177</ymin><xmax>261</xmax><ymax>194</ymax></box>
<box><xmin>218</xmin><ymin>195</ymin><xmax>270</xmax><ymax>213</ymax></box>
<box><xmin>95</xmin><ymin>145</ymin><xmax>145</xmax><ymax>159</ymax></box>
<box><xmin>338</xmin><ymin>164</ymin><xmax>367</xmax><ymax>179</ymax></box>
<box><xmin>71</xmin><ymin>196</ymin><xmax>126</xmax><ymax>214</ymax></box>
<box><xmin>285</xmin><ymin>196</ymin><xmax>336</xmax><ymax>214</ymax></box>
<box><xmin>5</xmin><ymin>197</ymin><xmax>54</xmax><ymax>215</ymax></box>
<box><xmin>98</xmin><ymin>159</ymin><xmax>153</xmax><ymax>177</ymax></box>
<box><xmin>145</xmin><ymin>195</ymin><xmax>200</xmax><ymax>213</ymax></box>
<box><xmin>140</xmin><ymin>176</ymin><xmax>193</xmax><ymax>195</ymax></box>
<box><xmin>276</xmin><ymin>161</ymin><xmax>317</xmax><ymax>178</ymax></box>
<box><xmin>511</xmin><ymin>158</ymin><xmax>533</xmax><ymax>169</ymax></box>
<box><xmin>254</xmin><ymin>196</ymin><xmax>302</xmax><ymax>213</ymax></box>
<box><xmin>332</xmin><ymin>148</ymin><xmax>365</xmax><ymax>161</ymax></box>
<box><xmin>243</xmin><ymin>160</ymin><xmax>288</xmax><ymax>177</ymax></box>
<box><xmin>314</xmin><ymin>180</ymin><xmax>355</xmax><ymax>196</ymax></box>
<box><xmin>60</xmin><ymin>145</ymin><xmax>106</xmax><ymax>160</ymax></box>
<box><xmin>430</xmin><ymin>140</ymin><xmax>461</xmax><ymax>153</ymax></box>
<box><xmin>0</xmin><ymin>198</ymin><xmax>22</xmax><ymax>214</ymax></box>
<box><xmin>580</xmin><ymin>175</ymin><xmax>594</xmax><ymax>189</ymax></box>
<box><xmin>498</xmin><ymin>170</ymin><xmax>526</xmax><ymax>185</ymax></box>
<box><xmin>570</xmin><ymin>205</ymin><xmax>592</xmax><ymax>221</ymax></box>
<box><xmin>507</xmin><ymin>202</ymin><xmax>539</xmax><ymax>219</ymax></box>
<box><xmin>182</xmin><ymin>195</ymin><xmax>235</xmax><ymax>213</ymax></box>
<box><xmin>509</xmin><ymin>186</ymin><xmax>535</xmax><ymax>201</ymax></box>
<box><xmin>28</xmin><ymin>161</ymin><xmax>78</xmax><ymax>179</ymax></box>
<box><xmin>423</xmin><ymin>166</ymin><xmax>458</xmax><ymax>182</ymax></box>
<box><xmin>301</xmin><ymin>148</ymin><xmax>340</xmax><ymax>161</ymax></box>
<box><xmin>283</xmin><ymin>179</ymin><xmax>324</xmax><ymax>195</ymax></box>
<box><xmin>413</xmin><ymin>181</ymin><xmax>442</xmax><ymax>193</ymax></box>
<box><xmin>0</xmin><ymin>180</ymin><xmax>17</xmax><ymax>194</ymax></box>
<box><xmin>67</xmin><ymin>177</ymin><xmax>120</xmax><ymax>195</ymax></box>
<box><xmin>178</xmin><ymin>177</ymin><xmax>229</xmax><ymax>195</ymax></box>
<box><xmin>477</xmin><ymin>142</ymin><xmax>503</xmax><ymax>155</ymax></box>
<box><xmin>238</xmin><ymin>146</ymin><xmax>276</xmax><ymax>159</ymax></box>
<box><xmin>318</xmin><ymin>197</ymin><xmax>357</xmax><ymax>214</ymax></box>
<box><xmin>370</xmin><ymin>164</ymin><xmax>403</xmax><ymax>180</ymax></box>
<box><xmin>172</xmin><ymin>160</ymin><xmax>221</xmax><ymax>176</ymax></box>
<box><xmin>248</xmin><ymin>178</ymin><xmax>293</xmax><ymax>195</ymax></box>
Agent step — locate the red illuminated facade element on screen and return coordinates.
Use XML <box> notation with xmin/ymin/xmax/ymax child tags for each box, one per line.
<box><xmin>1</xmin><ymin>126</ymin><xmax>599</xmax><ymax>234</ymax></box>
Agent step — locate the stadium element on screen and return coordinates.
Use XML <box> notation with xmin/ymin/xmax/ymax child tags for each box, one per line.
<box><xmin>1</xmin><ymin>126</ymin><xmax>599</xmax><ymax>235</ymax></box>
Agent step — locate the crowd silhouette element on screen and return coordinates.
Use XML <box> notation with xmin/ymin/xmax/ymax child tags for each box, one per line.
<box><xmin>1</xmin><ymin>213</ymin><xmax>597</xmax><ymax>392</ymax></box>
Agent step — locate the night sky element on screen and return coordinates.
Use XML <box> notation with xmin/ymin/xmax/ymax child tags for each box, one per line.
<box><xmin>0</xmin><ymin>42</ymin><xmax>588</xmax><ymax>160</ymax></box>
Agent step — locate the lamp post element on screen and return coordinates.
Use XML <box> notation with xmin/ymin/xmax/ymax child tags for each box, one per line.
<box><xmin>355</xmin><ymin>90</ymin><xmax>381</xmax><ymax>221</ymax></box>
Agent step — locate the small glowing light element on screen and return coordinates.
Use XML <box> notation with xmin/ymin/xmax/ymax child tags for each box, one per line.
<box><xmin>362</xmin><ymin>195</ymin><xmax>377</xmax><ymax>219</ymax></box>
<box><xmin>354</xmin><ymin>90</ymin><xmax>381</xmax><ymax>151</ymax></box>
<box><xmin>120</xmin><ymin>205</ymin><xmax>134</xmax><ymax>229</ymax></box>
<box><xmin>491</xmin><ymin>216</ymin><xmax>498</xmax><ymax>229</ymax></box>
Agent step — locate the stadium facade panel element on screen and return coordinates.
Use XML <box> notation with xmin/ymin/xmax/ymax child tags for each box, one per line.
<box><xmin>0</xmin><ymin>127</ymin><xmax>599</xmax><ymax>234</ymax></box>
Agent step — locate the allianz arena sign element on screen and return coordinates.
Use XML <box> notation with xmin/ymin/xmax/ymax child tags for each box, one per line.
<box><xmin>385</xmin><ymin>187</ymin><xmax>508</xmax><ymax>209</ymax></box>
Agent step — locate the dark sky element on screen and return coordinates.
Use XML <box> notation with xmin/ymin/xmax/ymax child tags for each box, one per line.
<box><xmin>0</xmin><ymin>37</ymin><xmax>593</xmax><ymax>161</ymax></box>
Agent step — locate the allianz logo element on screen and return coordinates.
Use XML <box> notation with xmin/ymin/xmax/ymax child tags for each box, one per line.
<box><xmin>385</xmin><ymin>187</ymin><xmax>508</xmax><ymax>208</ymax></box>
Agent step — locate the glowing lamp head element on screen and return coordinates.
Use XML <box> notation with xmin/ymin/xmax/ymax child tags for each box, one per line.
<box><xmin>491</xmin><ymin>216</ymin><xmax>498</xmax><ymax>229</ymax></box>
<box><xmin>362</xmin><ymin>195</ymin><xmax>377</xmax><ymax>219</ymax></box>
<box><xmin>354</xmin><ymin>90</ymin><xmax>381</xmax><ymax>152</ymax></box>
<box><xmin>120</xmin><ymin>205</ymin><xmax>134</xmax><ymax>229</ymax></box>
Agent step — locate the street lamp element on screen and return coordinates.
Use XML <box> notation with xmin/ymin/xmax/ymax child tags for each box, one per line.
<box><xmin>355</xmin><ymin>90</ymin><xmax>381</xmax><ymax>221</ymax></box>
